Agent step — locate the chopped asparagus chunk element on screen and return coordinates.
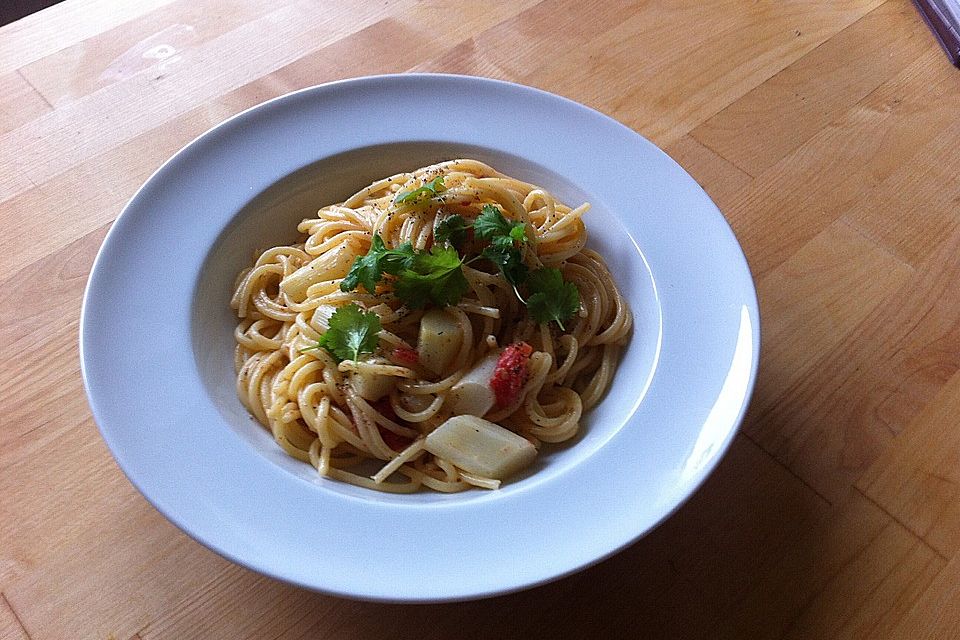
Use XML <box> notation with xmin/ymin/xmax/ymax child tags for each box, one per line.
<box><xmin>424</xmin><ymin>415</ymin><xmax>536</xmax><ymax>480</ymax></box>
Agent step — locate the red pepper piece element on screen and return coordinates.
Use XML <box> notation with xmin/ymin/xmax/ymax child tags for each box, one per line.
<box><xmin>391</xmin><ymin>346</ymin><xmax>420</xmax><ymax>367</ymax></box>
<box><xmin>490</xmin><ymin>342</ymin><xmax>533</xmax><ymax>408</ymax></box>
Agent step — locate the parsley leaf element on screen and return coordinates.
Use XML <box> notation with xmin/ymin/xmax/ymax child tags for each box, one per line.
<box><xmin>472</xmin><ymin>204</ymin><xmax>529</xmax><ymax>285</ymax></box>
<box><xmin>379</xmin><ymin>241</ymin><xmax>417</xmax><ymax>275</ymax></box>
<box><xmin>434</xmin><ymin>214</ymin><xmax>469</xmax><ymax>249</ymax></box>
<box><xmin>313</xmin><ymin>303</ymin><xmax>381</xmax><ymax>363</ymax></box>
<box><xmin>393</xmin><ymin>176</ymin><xmax>446</xmax><ymax>205</ymax></box>
<box><xmin>525</xmin><ymin>268</ymin><xmax>580</xmax><ymax>330</ymax></box>
<box><xmin>473</xmin><ymin>204</ymin><xmax>526</xmax><ymax>241</ymax></box>
<box><xmin>341</xmin><ymin>235</ymin><xmax>415</xmax><ymax>293</ymax></box>
<box><xmin>395</xmin><ymin>246</ymin><xmax>469</xmax><ymax>309</ymax></box>
<box><xmin>482</xmin><ymin>236</ymin><xmax>528</xmax><ymax>286</ymax></box>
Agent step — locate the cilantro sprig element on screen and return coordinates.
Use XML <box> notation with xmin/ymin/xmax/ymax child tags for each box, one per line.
<box><xmin>525</xmin><ymin>268</ymin><xmax>580</xmax><ymax>330</ymax></box>
<box><xmin>433</xmin><ymin>206</ymin><xmax>527</xmax><ymax>249</ymax></box>
<box><xmin>473</xmin><ymin>204</ymin><xmax>527</xmax><ymax>244</ymax></box>
<box><xmin>475</xmin><ymin>206</ymin><xmax>528</xmax><ymax>286</ymax></box>
<box><xmin>434</xmin><ymin>215</ymin><xmax>470</xmax><ymax>249</ymax></box>
<box><xmin>433</xmin><ymin>205</ymin><xmax>528</xmax><ymax>286</ymax></box>
<box><xmin>482</xmin><ymin>235</ymin><xmax>528</xmax><ymax>286</ymax></box>
<box><xmin>394</xmin><ymin>246</ymin><xmax>469</xmax><ymax>309</ymax></box>
<box><xmin>393</xmin><ymin>176</ymin><xmax>446</xmax><ymax>205</ymax></box>
<box><xmin>338</xmin><ymin>206</ymin><xmax>579</xmax><ymax>330</ymax></box>
<box><xmin>341</xmin><ymin>235</ymin><xmax>415</xmax><ymax>294</ymax></box>
<box><xmin>340</xmin><ymin>236</ymin><xmax>469</xmax><ymax>308</ymax></box>
<box><xmin>306</xmin><ymin>303</ymin><xmax>381</xmax><ymax>363</ymax></box>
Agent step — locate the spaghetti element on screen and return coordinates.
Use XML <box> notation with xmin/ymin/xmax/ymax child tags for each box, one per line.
<box><xmin>231</xmin><ymin>159</ymin><xmax>632</xmax><ymax>492</ymax></box>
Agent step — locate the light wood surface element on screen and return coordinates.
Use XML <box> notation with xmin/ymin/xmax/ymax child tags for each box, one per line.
<box><xmin>2</xmin><ymin>0</ymin><xmax>958</xmax><ymax>638</ymax></box>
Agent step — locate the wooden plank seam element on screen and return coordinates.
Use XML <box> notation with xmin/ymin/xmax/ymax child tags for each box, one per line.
<box><xmin>1</xmin><ymin>592</ymin><xmax>31</xmax><ymax>640</ymax></box>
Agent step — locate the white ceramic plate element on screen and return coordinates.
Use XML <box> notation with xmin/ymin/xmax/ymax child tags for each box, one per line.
<box><xmin>80</xmin><ymin>74</ymin><xmax>759</xmax><ymax>602</ymax></box>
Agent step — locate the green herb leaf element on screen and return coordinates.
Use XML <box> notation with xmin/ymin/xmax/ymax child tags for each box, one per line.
<box><xmin>473</xmin><ymin>204</ymin><xmax>526</xmax><ymax>241</ymax></box>
<box><xmin>341</xmin><ymin>235</ymin><xmax>415</xmax><ymax>293</ymax></box>
<box><xmin>481</xmin><ymin>236</ymin><xmax>528</xmax><ymax>286</ymax></box>
<box><xmin>395</xmin><ymin>246</ymin><xmax>469</xmax><ymax>309</ymax></box>
<box><xmin>379</xmin><ymin>241</ymin><xmax>417</xmax><ymax>275</ymax></box>
<box><xmin>473</xmin><ymin>204</ymin><xmax>529</xmax><ymax>285</ymax></box>
<box><xmin>525</xmin><ymin>268</ymin><xmax>580</xmax><ymax>329</ymax></box>
<box><xmin>434</xmin><ymin>214</ymin><xmax>469</xmax><ymax>249</ymax></box>
<box><xmin>314</xmin><ymin>303</ymin><xmax>381</xmax><ymax>363</ymax></box>
<box><xmin>509</xmin><ymin>224</ymin><xmax>527</xmax><ymax>243</ymax></box>
<box><xmin>393</xmin><ymin>176</ymin><xmax>446</xmax><ymax>205</ymax></box>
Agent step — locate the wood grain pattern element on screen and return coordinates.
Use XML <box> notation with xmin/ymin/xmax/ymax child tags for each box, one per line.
<box><xmin>750</xmin><ymin>218</ymin><xmax>913</xmax><ymax>421</ymax></box>
<box><xmin>663</xmin><ymin>135</ymin><xmax>753</xmax><ymax>211</ymax></box>
<box><xmin>0</xmin><ymin>0</ymin><xmax>178</xmax><ymax>76</ymax></box>
<box><xmin>888</xmin><ymin>553</ymin><xmax>960</xmax><ymax>640</ymax></box>
<box><xmin>0</xmin><ymin>594</ymin><xmax>28</xmax><ymax>640</ymax></box>
<box><xmin>0</xmin><ymin>0</ymin><xmax>420</xmax><ymax>203</ymax></box>
<box><xmin>413</xmin><ymin>0</ymin><xmax>887</xmax><ymax>146</ymax></box>
<box><xmin>699</xmin><ymin>42</ymin><xmax>957</xmax><ymax>279</ymax></box>
<box><xmin>693</xmin><ymin>0</ymin><xmax>930</xmax><ymax>176</ymax></box>
<box><xmin>18</xmin><ymin>0</ymin><xmax>295</xmax><ymax>106</ymax></box>
<box><xmin>0</xmin><ymin>71</ymin><xmax>51</xmax><ymax>136</ymax></box>
<box><xmin>859</xmin><ymin>370</ymin><xmax>960</xmax><ymax>557</ymax></box>
<box><xmin>714</xmin><ymin>490</ymin><xmax>944</xmax><ymax>640</ymax></box>
<box><xmin>755</xmin><ymin>225</ymin><xmax>960</xmax><ymax>502</ymax></box>
<box><xmin>2</xmin><ymin>0</ymin><xmax>959</xmax><ymax>638</ymax></box>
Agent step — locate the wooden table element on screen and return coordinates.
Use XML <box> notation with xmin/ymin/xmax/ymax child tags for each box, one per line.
<box><xmin>2</xmin><ymin>0</ymin><xmax>959</xmax><ymax>637</ymax></box>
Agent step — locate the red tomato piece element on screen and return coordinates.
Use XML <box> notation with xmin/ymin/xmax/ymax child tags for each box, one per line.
<box><xmin>490</xmin><ymin>342</ymin><xmax>533</xmax><ymax>408</ymax></box>
<box><xmin>391</xmin><ymin>347</ymin><xmax>420</xmax><ymax>367</ymax></box>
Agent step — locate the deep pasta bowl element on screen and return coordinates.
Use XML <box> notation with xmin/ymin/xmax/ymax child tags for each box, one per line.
<box><xmin>80</xmin><ymin>74</ymin><xmax>759</xmax><ymax>602</ymax></box>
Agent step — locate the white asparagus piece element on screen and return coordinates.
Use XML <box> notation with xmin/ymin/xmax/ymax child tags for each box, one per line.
<box><xmin>446</xmin><ymin>350</ymin><xmax>499</xmax><ymax>416</ymax></box>
<box><xmin>424</xmin><ymin>415</ymin><xmax>536</xmax><ymax>480</ymax></box>
<box><xmin>417</xmin><ymin>308</ymin><xmax>462</xmax><ymax>375</ymax></box>
<box><xmin>280</xmin><ymin>241</ymin><xmax>357</xmax><ymax>300</ymax></box>
<box><xmin>348</xmin><ymin>361</ymin><xmax>396</xmax><ymax>402</ymax></box>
